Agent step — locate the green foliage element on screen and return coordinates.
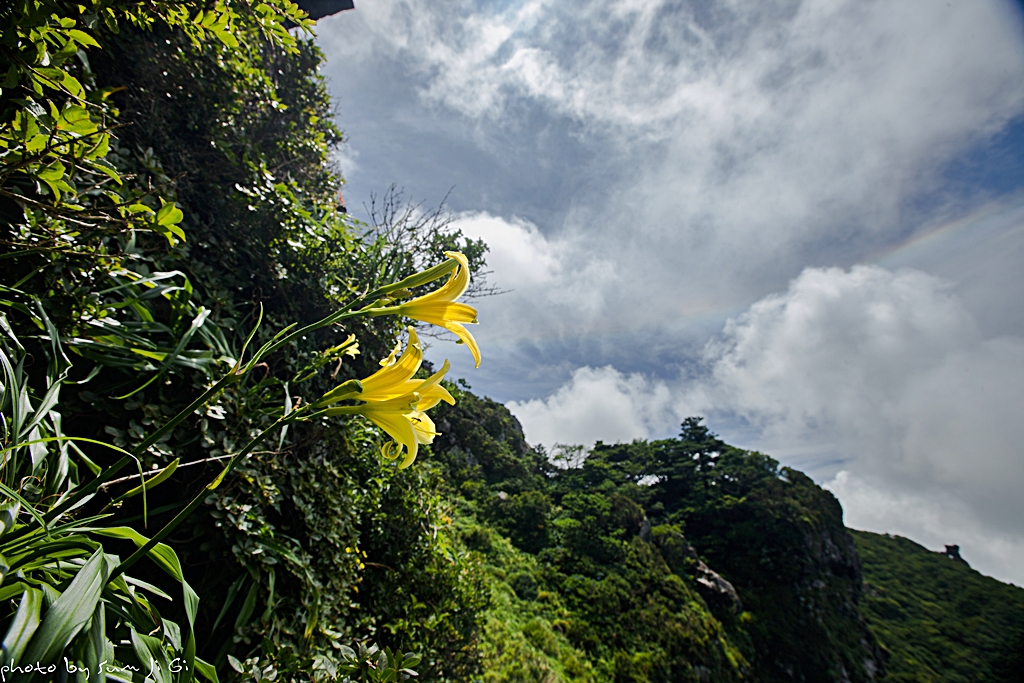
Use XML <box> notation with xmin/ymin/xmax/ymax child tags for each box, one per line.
<box><xmin>431</xmin><ymin>397</ymin><xmax>890</xmax><ymax>682</ymax></box>
<box><xmin>478</xmin><ymin>545</ymin><xmax>599</xmax><ymax>683</ymax></box>
<box><xmin>432</xmin><ymin>396</ymin><xmax>751</xmax><ymax>682</ymax></box>
<box><xmin>0</xmin><ymin>0</ymin><xmax>310</xmax><ymax>247</ymax></box>
<box><xmin>852</xmin><ymin>530</ymin><xmax>1024</xmax><ymax>682</ymax></box>
<box><xmin>2</xmin><ymin>1</ymin><xmax>492</xmax><ymax>680</ymax></box>
<box><xmin>637</xmin><ymin>430</ymin><xmax>882</xmax><ymax>682</ymax></box>
<box><xmin>0</xmin><ymin>274</ymin><xmax>214</xmax><ymax>679</ymax></box>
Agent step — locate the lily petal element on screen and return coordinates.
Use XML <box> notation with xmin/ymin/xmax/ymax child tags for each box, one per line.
<box><xmin>356</xmin><ymin>327</ymin><xmax>424</xmax><ymax>401</ymax></box>
<box><xmin>442</xmin><ymin>321</ymin><xmax>481</xmax><ymax>368</ymax></box>
<box><xmin>367</xmin><ymin>253</ymin><xmax>481</xmax><ymax>367</ymax></box>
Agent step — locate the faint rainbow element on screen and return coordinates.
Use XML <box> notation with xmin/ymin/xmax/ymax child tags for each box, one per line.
<box><xmin>866</xmin><ymin>191</ymin><xmax>1024</xmax><ymax>268</ymax></box>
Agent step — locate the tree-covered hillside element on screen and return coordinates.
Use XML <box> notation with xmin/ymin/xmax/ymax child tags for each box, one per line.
<box><xmin>853</xmin><ymin>531</ymin><xmax>1024</xmax><ymax>682</ymax></box>
<box><xmin>431</xmin><ymin>389</ymin><xmax>884</xmax><ymax>683</ymax></box>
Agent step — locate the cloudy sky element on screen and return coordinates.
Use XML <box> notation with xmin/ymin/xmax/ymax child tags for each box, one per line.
<box><xmin>316</xmin><ymin>0</ymin><xmax>1024</xmax><ymax>584</ymax></box>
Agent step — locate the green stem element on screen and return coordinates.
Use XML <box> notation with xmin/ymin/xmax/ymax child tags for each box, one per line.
<box><xmin>246</xmin><ymin>297</ymin><xmax>383</xmax><ymax>361</ymax></box>
<box><xmin>110</xmin><ymin>410</ymin><xmax>299</xmax><ymax>580</ymax></box>
<box><xmin>5</xmin><ymin>373</ymin><xmax>239</xmax><ymax>542</ymax></box>
<box><xmin>7</xmin><ymin>278</ymin><xmax>401</xmax><ymax>543</ymax></box>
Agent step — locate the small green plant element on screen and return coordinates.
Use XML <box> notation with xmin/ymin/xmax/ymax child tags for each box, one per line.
<box><xmin>335</xmin><ymin>643</ymin><xmax>421</xmax><ymax>683</ymax></box>
<box><xmin>221</xmin><ymin>643</ymin><xmax>423</xmax><ymax>683</ymax></box>
<box><xmin>0</xmin><ymin>249</ymin><xmax>478</xmax><ymax>680</ymax></box>
<box><xmin>2</xmin><ymin>2</ymin><xmax>491</xmax><ymax>679</ymax></box>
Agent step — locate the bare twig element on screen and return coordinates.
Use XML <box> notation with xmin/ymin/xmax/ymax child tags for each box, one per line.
<box><xmin>97</xmin><ymin>453</ymin><xmax>236</xmax><ymax>491</ymax></box>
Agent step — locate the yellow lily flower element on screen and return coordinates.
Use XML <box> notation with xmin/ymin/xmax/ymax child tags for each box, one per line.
<box><xmin>369</xmin><ymin>251</ymin><xmax>481</xmax><ymax>368</ymax></box>
<box><xmin>319</xmin><ymin>328</ymin><xmax>454</xmax><ymax>468</ymax></box>
<box><xmin>409</xmin><ymin>361</ymin><xmax>455</xmax><ymax>410</ymax></box>
<box><xmin>315</xmin><ymin>328</ymin><xmax>454</xmax><ymax>407</ymax></box>
<box><xmin>382</xmin><ymin>407</ymin><xmax>442</xmax><ymax>468</ymax></box>
<box><xmin>325</xmin><ymin>392</ymin><xmax>443</xmax><ymax>469</ymax></box>
<box><xmin>409</xmin><ymin>409</ymin><xmax>440</xmax><ymax>444</ymax></box>
<box><xmin>358</xmin><ymin>328</ymin><xmax>455</xmax><ymax>406</ymax></box>
<box><xmin>357</xmin><ymin>328</ymin><xmax>426</xmax><ymax>400</ymax></box>
<box><xmin>334</xmin><ymin>394</ymin><xmax>422</xmax><ymax>468</ymax></box>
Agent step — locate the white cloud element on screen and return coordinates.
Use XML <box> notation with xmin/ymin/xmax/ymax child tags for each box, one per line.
<box><xmin>452</xmin><ymin>212</ymin><xmax>617</xmax><ymax>340</ymax></box>
<box><xmin>454</xmin><ymin>211</ymin><xmax>560</xmax><ymax>288</ymax></box>
<box><xmin>509</xmin><ymin>264</ymin><xmax>1024</xmax><ymax>581</ymax></box>
<box><xmin>696</xmin><ymin>265</ymin><xmax>978</xmax><ymax>449</ymax></box>
<box><xmin>825</xmin><ymin>471</ymin><xmax>1024</xmax><ymax>585</ymax></box>
<box><xmin>693</xmin><ymin>266</ymin><xmax>1024</xmax><ymax>516</ymax></box>
<box><xmin>507</xmin><ymin>366</ymin><xmax>678</xmax><ymax>449</ymax></box>
<box><xmin>320</xmin><ymin>0</ymin><xmax>1024</xmax><ymax>342</ymax></box>
<box><xmin>897</xmin><ymin>337</ymin><xmax>1024</xmax><ymax>519</ymax></box>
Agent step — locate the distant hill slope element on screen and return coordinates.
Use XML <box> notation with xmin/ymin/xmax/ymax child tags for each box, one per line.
<box><xmin>851</xmin><ymin>531</ymin><xmax>1024</xmax><ymax>682</ymax></box>
<box><xmin>432</xmin><ymin>389</ymin><xmax>884</xmax><ymax>682</ymax></box>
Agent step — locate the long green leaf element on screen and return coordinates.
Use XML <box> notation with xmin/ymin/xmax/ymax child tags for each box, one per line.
<box><xmin>233</xmin><ymin>580</ymin><xmax>259</xmax><ymax>636</ymax></box>
<box><xmin>0</xmin><ymin>514</ymin><xmax>109</xmax><ymax>556</ymax></box>
<box><xmin>161</xmin><ymin>619</ymin><xmax>182</xmax><ymax>651</ymax></box>
<box><xmin>0</xmin><ymin>586</ymin><xmax>42</xmax><ymax>666</ymax></box>
<box><xmin>0</xmin><ymin>501</ymin><xmax>20</xmax><ymax>538</ymax></box>
<box><xmin>0</xmin><ymin>483</ymin><xmax>49</xmax><ymax>534</ymax></box>
<box><xmin>6</xmin><ymin>538</ymin><xmax>96</xmax><ymax>572</ymax></box>
<box><xmin>123</xmin><ymin>575</ymin><xmax>173</xmax><ymax>601</ymax></box>
<box><xmin>130</xmin><ymin>627</ymin><xmax>172</xmax><ymax>683</ymax></box>
<box><xmin>209</xmin><ymin>574</ymin><xmax>245</xmax><ymax>635</ymax></box>
<box><xmin>86</xmin><ymin>527</ymin><xmax>183</xmax><ymax>579</ymax></box>
<box><xmin>177</xmin><ymin>629</ymin><xmax>196</xmax><ymax>683</ymax></box>
<box><xmin>182</xmin><ymin>579</ymin><xmax>198</xmax><ymax>628</ymax></box>
<box><xmin>83</xmin><ymin>600</ymin><xmax>108</xmax><ymax>683</ymax></box>
<box><xmin>193</xmin><ymin>657</ymin><xmax>219</xmax><ymax>683</ymax></box>
<box><xmin>20</xmin><ymin>549</ymin><xmax>114</xmax><ymax>666</ymax></box>
<box><xmin>0</xmin><ymin>581</ymin><xmax>27</xmax><ymax>603</ymax></box>
<box><xmin>17</xmin><ymin>379</ymin><xmax>60</xmax><ymax>442</ymax></box>
<box><xmin>117</xmin><ymin>458</ymin><xmax>179</xmax><ymax>500</ymax></box>
<box><xmin>96</xmin><ymin>271</ymin><xmax>188</xmax><ymax>296</ymax></box>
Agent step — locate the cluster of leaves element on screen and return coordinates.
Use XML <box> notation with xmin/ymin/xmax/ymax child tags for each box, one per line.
<box><xmin>634</xmin><ymin>419</ymin><xmax>882</xmax><ymax>681</ymax></box>
<box><xmin>2</xmin><ymin>1</ymin><xmax>495</xmax><ymax>681</ymax></box>
<box><xmin>0</xmin><ymin>313</ymin><xmax>218</xmax><ymax>683</ymax></box>
<box><xmin>429</xmin><ymin>390</ymin><xmax>887</xmax><ymax>683</ymax></box>
<box><xmin>852</xmin><ymin>530</ymin><xmax>1024</xmax><ymax>682</ymax></box>
<box><xmin>429</xmin><ymin>392</ymin><xmax>738</xmax><ymax>682</ymax></box>
<box><xmin>0</xmin><ymin>0</ymin><xmax>313</xmax><ymax>246</ymax></box>
<box><xmin>228</xmin><ymin>643</ymin><xmax>421</xmax><ymax>683</ymax></box>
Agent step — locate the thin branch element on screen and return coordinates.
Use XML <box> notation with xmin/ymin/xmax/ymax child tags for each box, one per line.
<box><xmin>97</xmin><ymin>453</ymin><xmax>237</xmax><ymax>491</ymax></box>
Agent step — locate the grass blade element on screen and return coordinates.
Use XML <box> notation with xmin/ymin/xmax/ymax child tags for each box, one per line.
<box><xmin>130</xmin><ymin>627</ymin><xmax>172</xmax><ymax>683</ymax></box>
<box><xmin>20</xmin><ymin>549</ymin><xmax>114</xmax><ymax>666</ymax></box>
<box><xmin>115</xmin><ymin>459</ymin><xmax>179</xmax><ymax>501</ymax></box>
<box><xmin>0</xmin><ymin>586</ymin><xmax>42</xmax><ymax>666</ymax></box>
<box><xmin>193</xmin><ymin>657</ymin><xmax>219</xmax><ymax>683</ymax></box>
<box><xmin>85</xmin><ymin>527</ymin><xmax>184</xmax><ymax>580</ymax></box>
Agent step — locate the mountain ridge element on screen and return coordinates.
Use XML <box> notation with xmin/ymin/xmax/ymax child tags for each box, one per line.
<box><xmin>431</xmin><ymin>383</ymin><xmax>1023</xmax><ymax>682</ymax></box>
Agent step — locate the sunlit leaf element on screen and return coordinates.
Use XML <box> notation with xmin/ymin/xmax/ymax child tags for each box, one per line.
<box><xmin>67</xmin><ymin>29</ymin><xmax>100</xmax><ymax>48</ymax></box>
<box><xmin>118</xmin><ymin>458</ymin><xmax>179</xmax><ymax>500</ymax></box>
<box><xmin>86</xmin><ymin>527</ymin><xmax>184</xmax><ymax>580</ymax></box>
<box><xmin>0</xmin><ymin>586</ymin><xmax>42</xmax><ymax>666</ymax></box>
<box><xmin>20</xmin><ymin>549</ymin><xmax>114</xmax><ymax>666</ymax></box>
